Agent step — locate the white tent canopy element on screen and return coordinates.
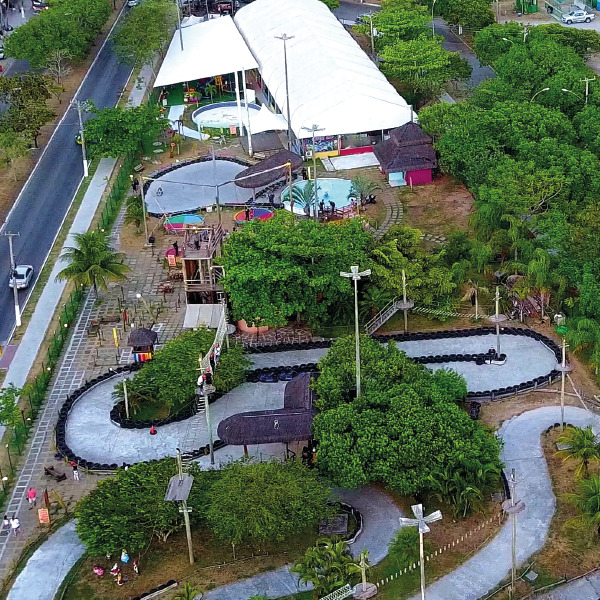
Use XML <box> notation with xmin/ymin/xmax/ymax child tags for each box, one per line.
<box><xmin>234</xmin><ymin>0</ymin><xmax>414</xmax><ymax>139</ymax></box>
<box><xmin>154</xmin><ymin>16</ymin><xmax>258</xmax><ymax>88</ymax></box>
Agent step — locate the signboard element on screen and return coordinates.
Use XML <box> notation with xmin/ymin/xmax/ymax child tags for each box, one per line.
<box><xmin>38</xmin><ymin>508</ymin><xmax>50</xmax><ymax>524</ymax></box>
<box><xmin>168</xmin><ymin>254</ymin><xmax>177</xmax><ymax>267</ymax></box>
<box><xmin>229</xmin><ymin>125</ymin><xmax>237</xmax><ymax>135</ymax></box>
<box><xmin>165</xmin><ymin>474</ymin><xmax>194</xmax><ymax>502</ymax></box>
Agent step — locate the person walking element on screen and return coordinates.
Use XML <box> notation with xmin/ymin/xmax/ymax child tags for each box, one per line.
<box><xmin>26</xmin><ymin>487</ymin><xmax>37</xmax><ymax>509</ymax></box>
<box><xmin>2</xmin><ymin>515</ymin><xmax>10</xmax><ymax>532</ymax></box>
<box><xmin>10</xmin><ymin>516</ymin><xmax>21</xmax><ymax>536</ymax></box>
<box><xmin>72</xmin><ymin>463</ymin><xmax>79</xmax><ymax>481</ymax></box>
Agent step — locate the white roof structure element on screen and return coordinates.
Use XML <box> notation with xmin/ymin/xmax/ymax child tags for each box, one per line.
<box><xmin>234</xmin><ymin>0</ymin><xmax>413</xmax><ymax>139</ymax></box>
<box><xmin>154</xmin><ymin>16</ymin><xmax>258</xmax><ymax>88</ymax></box>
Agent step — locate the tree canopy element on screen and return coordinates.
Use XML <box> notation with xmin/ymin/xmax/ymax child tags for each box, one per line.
<box><xmin>84</xmin><ymin>103</ymin><xmax>170</xmax><ymax>158</ymax></box>
<box><xmin>75</xmin><ymin>459</ymin><xmax>219</xmax><ymax>555</ymax></box>
<box><xmin>219</xmin><ymin>212</ymin><xmax>373</xmax><ymax>328</ymax></box>
<box><xmin>312</xmin><ymin>336</ymin><xmax>501</xmax><ymax>495</ymax></box>
<box><xmin>205</xmin><ymin>460</ymin><xmax>332</xmax><ymax>546</ymax></box>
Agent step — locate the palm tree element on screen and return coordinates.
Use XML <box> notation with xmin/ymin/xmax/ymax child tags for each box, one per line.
<box><xmin>205</xmin><ymin>83</ymin><xmax>218</xmax><ymax>102</ymax></box>
<box><xmin>565</xmin><ymin>473</ymin><xmax>600</xmax><ymax>534</ymax></box>
<box><xmin>282</xmin><ymin>180</ymin><xmax>317</xmax><ymax>217</ymax></box>
<box><xmin>526</xmin><ymin>248</ymin><xmax>566</xmax><ymax>320</ymax></box>
<box><xmin>291</xmin><ymin>537</ymin><xmax>361</xmax><ymax>599</ymax></box>
<box><xmin>124</xmin><ymin>195</ymin><xmax>145</xmax><ymax>232</ymax></box>
<box><xmin>347</xmin><ymin>175</ymin><xmax>381</xmax><ymax>212</ymax></box>
<box><xmin>359</xmin><ymin>285</ymin><xmax>394</xmax><ymax>320</ymax></box>
<box><xmin>556</xmin><ymin>426</ymin><xmax>600</xmax><ymax>480</ymax></box>
<box><xmin>460</xmin><ymin>278</ymin><xmax>489</xmax><ymax>320</ymax></box>
<box><xmin>388</xmin><ymin>526</ymin><xmax>421</xmax><ymax>570</ymax></box>
<box><xmin>57</xmin><ymin>230</ymin><xmax>130</xmax><ymax>295</ymax></box>
<box><xmin>173</xmin><ymin>582</ymin><xmax>203</xmax><ymax>600</ymax></box>
<box><xmin>567</xmin><ymin>318</ymin><xmax>600</xmax><ymax>376</ymax></box>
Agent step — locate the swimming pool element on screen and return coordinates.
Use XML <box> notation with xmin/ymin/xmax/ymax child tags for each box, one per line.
<box><xmin>281</xmin><ymin>178</ymin><xmax>353</xmax><ymax>216</ymax></box>
<box><xmin>193</xmin><ymin>101</ymin><xmax>261</xmax><ymax>129</ymax></box>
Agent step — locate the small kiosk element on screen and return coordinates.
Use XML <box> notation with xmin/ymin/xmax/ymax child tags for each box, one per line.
<box><xmin>127</xmin><ymin>328</ymin><xmax>159</xmax><ymax>363</ymax></box>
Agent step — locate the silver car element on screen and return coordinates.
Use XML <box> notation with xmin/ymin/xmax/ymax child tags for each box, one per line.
<box><xmin>9</xmin><ymin>265</ymin><xmax>34</xmax><ymax>290</ymax></box>
<box><xmin>562</xmin><ymin>9</ymin><xmax>595</xmax><ymax>23</ymax></box>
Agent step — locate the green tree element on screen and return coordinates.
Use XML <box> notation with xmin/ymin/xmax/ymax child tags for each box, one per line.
<box><xmin>220</xmin><ymin>212</ymin><xmax>373</xmax><ymax>328</ymax></box>
<box><xmin>174</xmin><ymin>583</ymin><xmax>203</xmax><ymax>600</ymax></box>
<box><xmin>281</xmin><ymin>180</ymin><xmax>317</xmax><ymax>217</ymax></box>
<box><xmin>212</xmin><ymin>344</ymin><xmax>250</xmax><ymax>392</ymax></box>
<box><xmin>359</xmin><ymin>285</ymin><xmax>395</xmax><ymax>320</ymax></box>
<box><xmin>84</xmin><ymin>103</ymin><xmax>169</xmax><ymax>158</ymax></box>
<box><xmin>124</xmin><ymin>194</ymin><xmax>145</xmax><ymax>232</ymax></box>
<box><xmin>0</xmin><ymin>129</ymin><xmax>30</xmax><ymax>181</ymax></box>
<box><xmin>380</xmin><ymin>35</ymin><xmax>471</xmax><ymax>97</ymax></box>
<box><xmin>0</xmin><ymin>385</ymin><xmax>22</xmax><ymax>431</ymax></box>
<box><xmin>56</xmin><ymin>230</ymin><xmax>130</xmax><ymax>294</ymax></box>
<box><xmin>565</xmin><ymin>473</ymin><xmax>600</xmax><ymax>534</ymax></box>
<box><xmin>567</xmin><ymin>318</ymin><xmax>600</xmax><ymax>376</ymax></box>
<box><xmin>556</xmin><ymin>426</ymin><xmax>600</xmax><ymax>480</ymax></box>
<box><xmin>388</xmin><ymin>527</ymin><xmax>426</xmax><ymax>570</ymax></box>
<box><xmin>113</xmin><ymin>0</ymin><xmax>178</xmax><ymax>70</ymax></box>
<box><xmin>312</xmin><ymin>336</ymin><xmax>502</xmax><ymax>495</ymax></box>
<box><xmin>114</xmin><ymin>328</ymin><xmax>215</xmax><ymax>411</ymax></box>
<box><xmin>526</xmin><ymin>248</ymin><xmax>566</xmax><ymax>320</ymax></box>
<box><xmin>206</xmin><ymin>460</ymin><xmax>332</xmax><ymax>547</ymax></box>
<box><xmin>291</xmin><ymin>538</ymin><xmax>363</xmax><ymax>599</ymax></box>
<box><xmin>436</xmin><ymin>0</ymin><xmax>495</xmax><ymax>29</ymax></box>
<box><xmin>75</xmin><ymin>460</ymin><xmax>219</xmax><ymax>555</ymax></box>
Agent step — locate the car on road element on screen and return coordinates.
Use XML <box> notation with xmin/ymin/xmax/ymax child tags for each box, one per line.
<box><xmin>9</xmin><ymin>265</ymin><xmax>34</xmax><ymax>290</ymax></box>
<box><xmin>562</xmin><ymin>9</ymin><xmax>595</xmax><ymax>23</ymax></box>
<box><xmin>127</xmin><ymin>0</ymin><xmax>139</xmax><ymax>6</ymax></box>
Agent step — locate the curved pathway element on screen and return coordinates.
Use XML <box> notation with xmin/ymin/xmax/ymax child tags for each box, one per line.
<box><xmin>409</xmin><ymin>406</ymin><xmax>599</xmax><ymax>600</ymax></box>
<box><xmin>7</xmin><ymin>521</ymin><xmax>84</xmax><ymax>600</ymax></box>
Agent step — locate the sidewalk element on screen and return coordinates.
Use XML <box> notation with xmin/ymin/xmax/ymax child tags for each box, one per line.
<box><xmin>0</xmin><ymin>63</ymin><xmax>153</xmax><ymax>583</ymax></box>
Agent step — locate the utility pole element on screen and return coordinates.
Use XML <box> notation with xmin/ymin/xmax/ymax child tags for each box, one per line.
<box><xmin>132</xmin><ymin>175</ymin><xmax>150</xmax><ymax>245</ymax></box>
<box><xmin>123</xmin><ymin>379</ymin><xmax>130</xmax><ymax>420</ymax></box>
<box><xmin>301</xmin><ymin>124</ymin><xmax>324</xmax><ymax>221</ymax></box>
<box><xmin>580</xmin><ymin>75</ymin><xmax>596</xmax><ymax>104</ymax></box>
<box><xmin>398</xmin><ymin>269</ymin><xmax>414</xmax><ymax>334</ymax></box>
<box><xmin>487</xmin><ymin>286</ymin><xmax>507</xmax><ymax>355</ymax></box>
<box><xmin>555</xmin><ymin>317</ymin><xmax>572</xmax><ymax>430</ymax></box>
<box><xmin>502</xmin><ymin>469</ymin><xmax>526</xmax><ymax>599</ymax></box>
<box><xmin>275</xmin><ymin>33</ymin><xmax>295</xmax><ymax>151</ymax></box>
<box><xmin>72</xmin><ymin>100</ymin><xmax>90</xmax><ymax>177</ymax></box>
<box><xmin>4</xmin><ymin>232</ymin><xmax>22</xmax><ymax>327</ymax></box>
<box><xmin>176</xmin><ymin>0</ymin><xmax>184</xmax><ymax>51</ymax></box>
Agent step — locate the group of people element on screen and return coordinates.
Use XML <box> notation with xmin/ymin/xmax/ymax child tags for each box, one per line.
<box><xmin>2</xmin><ymin>515</ymin><xmax>21</xmax><ymax>536</ymax></box>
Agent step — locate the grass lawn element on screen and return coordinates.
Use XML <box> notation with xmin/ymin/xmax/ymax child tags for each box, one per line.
<box><xmin>62</xmin><ymin>525</ymin><xmax>319</xmax><ymax>600</ymax></box>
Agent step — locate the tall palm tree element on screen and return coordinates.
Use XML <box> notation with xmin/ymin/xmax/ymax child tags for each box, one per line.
<box><xmin>460</xmin><ymin>278</ymin><xmax>489</xmax><ymax>320</ymax></box>
<box><xmin>565</xmin><ymin>473</ymin><xmax>600</xmax><ymax>533</ymax></box>
<box><xmin>526</xmin><ymin>248</ymin><xmax>566</xmax><ymax>320</ymax></box>
<box><xmin>57</xmin><ymin>230</ymin><xmax>130</xmax><ymax>295</ymax></box>
<box><xmin>556</xmin><ymin>426</ymin><xmax>600</xmax><ymax>480</ymax></box>
<box><xmin>282</xmin><ymin>180</ymin><xmax>317</xmax><ymax>217</ymax></box>
<box><xmin>567</xmin><ymin>318</ymin><xmax>600</xmax><ymax>376</ymax></box>
<box><xmin>124</xmin><ymin>194</ymin><xmax>145</xmax><ymax>232</ymax></box>
<box><xmin>347</xmin><ymin>175</ymin><xmax>381</xmax><ymax>212</ymax></box>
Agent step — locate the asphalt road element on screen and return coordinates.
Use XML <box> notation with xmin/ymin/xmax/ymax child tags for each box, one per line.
<box><xmin>334</xmin><ymin>0</ymin><xmax>378</xmax><ymax>23</ymax></box>
<box><xmin>0</xmin><ymin>34</ymin><xmax>131</xmax><ymax>345</ymax></box>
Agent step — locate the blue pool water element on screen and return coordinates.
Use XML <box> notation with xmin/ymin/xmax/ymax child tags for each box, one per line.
<box><xmin>282</xmin><ymin>178</ymin><xmax>353</xmax><ymax>215</ymax></box>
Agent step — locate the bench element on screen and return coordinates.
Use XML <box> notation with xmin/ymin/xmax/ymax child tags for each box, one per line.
<box><xmin>44</xmin><ymin>466</ymin><xmax>67</xmax><ymax>482</ymax></box>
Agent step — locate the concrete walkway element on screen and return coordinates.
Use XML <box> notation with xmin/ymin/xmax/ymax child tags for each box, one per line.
<box><xmin>410</xmin><ymin>406</ymin><xmax>599</xmax><ymax>600</ymax></box>
<box><xmin>7</xmin><ymin>521</ymin><xmax>84</xmax><ymax>600</ymax></box>
<box><xmin>537</xmin><ymin>573</ymin><xmax>600</xmax><ymax>600</ymax></box>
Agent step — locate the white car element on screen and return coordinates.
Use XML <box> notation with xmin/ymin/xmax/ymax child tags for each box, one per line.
<box><xmin>9</xmin><ymin>265</ymin><xmax>34</xmax><ymax>290</ymax></box>
<box><xmin>127</xmin><ymin>0</ymin><xmax>139</xmax><ymax>6</ymax></box>
<box><xmin>562</xmin><ymin>9</ymin><xmax>595</xmax><ymax>23</ymax></box>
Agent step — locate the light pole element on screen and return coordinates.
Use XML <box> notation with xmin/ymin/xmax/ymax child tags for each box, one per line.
<box><xmin>431</xmin><ymin>0</ymin><xmax>437</xmax><ymax>37</ymax></box>
<box><xmin>503</xmin><ymin>468</ymin><xmax>526</xmax><ymax>599</ymax></box>
<box><xmin>555</xmin><ymin>316</ymin><xmax>573</xmax><ymax>431</ymax></box>
<box><xmin>275</xmin><ymin>33</ymin><xmax>295</xmax><ymax>151</ymax></box>
<box><xmin>579</xmin><ymin>76</ymin><xmax>595</xmax><ymax>104</ymax></box>
<box><xmin>3</xmin><ymin>231</ymin><xmax>22</xmax><ymax>327</ymax></box>
<box><xmin>340</xmin><ymin>266</ymin><xmax>371</xmax><ymax>398</ymax></box>
<box><xmin>399</xmin><ymin>504</ymin><xmax>443</xmax><ymax>600</ymax></box>
<box><xmin>135</xmin><ymin>293</ymin><xmax>153</xmax><ymax>325</ymax></box>
<box><xmin>176</xmin><ymin>0</ymin><xmax>184</xmax><ymax>51</ymax></box>
<box><xmin>72</xmin><ymin>100</ymin><xmax>91</xmax><ymax>177</ymax></box>
<box><xmin>529</xmin><ymin>87</ymin><xmax>550</xmax><ymax>102</ymax></box>
<box><xmin>487</xmin><ymin>286</ymin><xmax>507</xmax><ymax>355</ymax></box>
<box><xmin>301</xmin><ymin>124</ymin><xmax>324</xmax><ymax>221</ymax></box>
<box><xmin>5</xmin><ymin>444</ymin><xmax>13</xmax><ymax>474</ymax></box>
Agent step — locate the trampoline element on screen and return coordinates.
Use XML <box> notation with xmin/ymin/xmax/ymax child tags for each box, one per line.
<box><xmin>145</xmin><ymin>159</ymin><xmax>257</xmax><ymax>216</ymax></box>
<box><xmin>234</xmin><ymin>208</ymin><xmax>274</xmax><ymax>223</ymax></box>
<box><xmin>282</xmin><ymin>178</ymin><xmax>353</xmax><ymax>216</ymax></box>
<box><xmin>193</xmin><ymin>101</ymin><xmax>261</xmax><ymax>129</ymax></box>
<box><xmin>164</xmin><ymin>214</ymin><xmax>205</xmax><ymax>232</ymax></box>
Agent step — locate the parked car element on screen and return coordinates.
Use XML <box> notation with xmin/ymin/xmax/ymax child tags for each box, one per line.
<box><xmin>562</xmin><ymin>9</ymin><xmax>595</xmax><ymax>23</ymax></box>
<box><xmin>9</xmin><ymin>265</ymin><xmax>34</xmax><ymax>290</ymax></box>
<box><xmin>127</xmin><ymin>0</ymin><xmax>139</xmax><ymax>7</ymax></box>
<box><xmin>31</xmin><ymin>0</ymin><xmax>49</xmax><ymax>10</ymax></box>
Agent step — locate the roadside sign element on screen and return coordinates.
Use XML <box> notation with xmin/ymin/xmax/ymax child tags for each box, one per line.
<box><xmin>38</xmin><ymin>508</ymin><xmax>50</xmax><ymax>524</ymax></box>
<box><xmin>168</xmin><ymin>254</ymin><xmax>177</xmax><ymax>267</ymax></box>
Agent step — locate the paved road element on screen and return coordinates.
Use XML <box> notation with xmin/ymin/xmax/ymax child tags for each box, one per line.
<box><xmin>334</xmin><ymin>0</ymin><xmax>378</xmax><ymax>23</ymax></box>
<box><xmin>0</xmin><ymin>20</ymin><xmax>131</xmax><ymax>346</ymax></box>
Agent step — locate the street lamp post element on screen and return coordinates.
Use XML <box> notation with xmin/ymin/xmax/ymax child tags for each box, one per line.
<box><xmin>275</xmin><ymin>33</ymin><xmax>295</xmax><ymax>151</ymax></box>
<box><xmin>340</xmin><ymin>266</ymin><xmax>371</xmax><ymax>398</ymax></box>
<box><xmin>72</xmin><ymin>100</ymin><xmax>91</xmax><ymax>177</ymax></box>
<box><xmin>555</xmin><ymin>316</ymin><xmax>573</xmax><ymax>431</ymax></box>
<box><xmin>431</xmin><ymin>0</ymin><xmax>437</xmax><ymax>37</ymax></box>
<box><xmin>529</xmin><ymin>87</ymin><xmax>550</xmax><ymax>102</ymax></box>
<box><xmin>487</xmin><ymin>286</ymin><xmax>507</xmax><ymax>355</ymax></box>
<box><xmin>5</xmin><ymin>445</ymin><xmax>13</xmax><ymax>474</ymax></box>
<box><xmin>131</xmin><ymin>175</ymin><xmax>150</xmax><ymax>246</ymax></box>
<box><xmin>503</xmin><ymin>468</ymin><xmax>526</xmax><ymax>599</ymax></box>
<box><xmin>176</xmin><ymin>0</ymin><xmax>184</xmax><ymax>51</ymax></box>
<box><xmin>399</xmin><ymin>504</ymin><xmax>443</xmax><ymax>600</ymax></box>
<box><xmin>3</xmin><ymin>231</ymin><xmax>22</xmax><ymax>327</ymax></box>
<box><xmin>301</xmin><ymin>124</ymin><xmax>324</xmax><ymax>221</ymax></box>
